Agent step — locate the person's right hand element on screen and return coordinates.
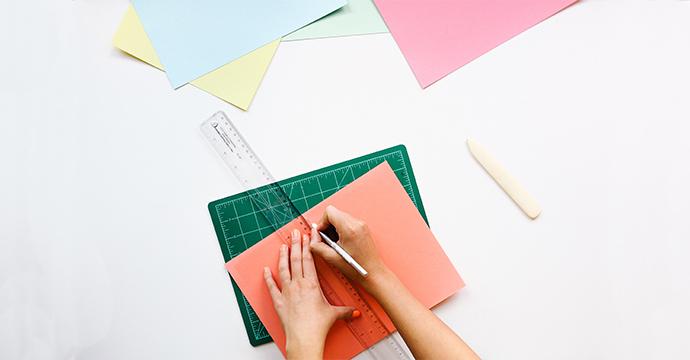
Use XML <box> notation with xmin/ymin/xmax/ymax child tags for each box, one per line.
<box><xmin>310</xmin><ymin>208</ymin><xmax>481</xmax><ymax>360</ymax></box>
<box><xmin>309</xmin><ymin>205</ymin><xmax>389</xmax><ymax>290</ymax></box>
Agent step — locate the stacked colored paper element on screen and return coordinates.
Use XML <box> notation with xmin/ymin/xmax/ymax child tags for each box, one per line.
<box><xmin>112</xmin><ymin>0</ymin><xmax>392</xmax><ymax>110</ymax></box>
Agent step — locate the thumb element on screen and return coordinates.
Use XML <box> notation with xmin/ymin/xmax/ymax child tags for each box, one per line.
<box><xmin>332</xmin><ymin>306</ymin><xmax>357</xmax><ymax>320</ymax></box>
<box><xmin>310</xmin><ymin>242</ymin><xmax>348</xmax><ymax>269</ymax></box>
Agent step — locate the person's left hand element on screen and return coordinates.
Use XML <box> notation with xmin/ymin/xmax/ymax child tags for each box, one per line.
<box><xmin>263</xmin><ymin>227</ymin><xmax>356</xmax><ymax>360</ymax></box>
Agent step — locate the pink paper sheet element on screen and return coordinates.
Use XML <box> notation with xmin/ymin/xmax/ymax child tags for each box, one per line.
<box><xmin>227</xmin><ymin>163</ymin><xmax>464</xmax><ymax>358</ymax></box>
<box><xmin>373</xmin><ymin>0</ymin><xmax>578</xmax><ymax>87</ymax></box>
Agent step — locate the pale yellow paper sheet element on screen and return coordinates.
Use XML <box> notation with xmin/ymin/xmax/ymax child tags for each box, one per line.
<box><xmin>113</xmin><ymin>6</ymin><xmax>280</xmax><ymax>111</ymax></box>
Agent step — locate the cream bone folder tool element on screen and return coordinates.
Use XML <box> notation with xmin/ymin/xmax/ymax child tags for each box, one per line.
<box><xmin>467</xmin><ymin>138</ymin><xmax>542</xmax><ymax>219</ymax></box>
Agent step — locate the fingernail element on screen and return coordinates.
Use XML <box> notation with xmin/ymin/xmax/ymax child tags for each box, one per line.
<box><xmin>281</xmin><ymin>244</ymin><xmax>287</xmax><ymax>251</ymax></box>
<box><xmin>352</xmin><ymin>310</ymin><xmax>361</xmax><ymax>318</ymax></box>
<box><xmin>263</xmin><ymin>267</ymin><xmax>269</xmax><ymax>273</ymax></box>
<box><xmin>311</xmin><ymin>227</ymin><xmax>320</xmax><ymax>245</ymax></box>
<box><xmin>292</xmin><ymin>229</ymin><xmax>300</xmax><ymax>241</ymax></box>
<box><xmin>311</xmin><ymin>223</ymin><xmax>318</xmax><ymax>229</ymax></box>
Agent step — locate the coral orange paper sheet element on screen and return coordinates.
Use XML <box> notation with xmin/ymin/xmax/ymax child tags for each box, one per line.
<box><xmin>227</xmin><ymin>162</ymin><xmax>464</xmax><ymax>358</ymax></box>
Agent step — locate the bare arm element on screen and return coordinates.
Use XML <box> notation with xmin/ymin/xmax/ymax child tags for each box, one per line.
<box><xmin>311</xmin><ymin>206</ymin><xmax>480</xmax><ymax>360</ymax></box>
<box><xmin>365</xmin><ymin>268</ymin><xmax>478</xmax><ymax>359</ymax></box>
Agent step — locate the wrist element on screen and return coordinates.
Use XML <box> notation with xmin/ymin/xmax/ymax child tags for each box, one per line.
<box><xmin>286</xmin><ymin>334</ymin><xmax>325</xmax><ymax>360</ymax></box>
<box><xmin>362</xmin><ymin>265</ymin><xmax>396</xmax><ymax>297</ymax></box>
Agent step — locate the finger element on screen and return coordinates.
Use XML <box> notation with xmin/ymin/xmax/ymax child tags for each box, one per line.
<box><xmin>263</xmin><ymin>267</ymin><xmax>282</xmax><ymax>301</ymax></box>
<box><xmin>332</xmin><ymin>306</ymin><xmax>357</xmax><ymax>320</ymax></box>
<box><xmin>310</xmin><ymin>242</ymin><xmax>349</xmax><ymax>270</ymax></box>
<box><xmin>317</xmin><ymin>205</ymin><xmax>338</xmax><ymax>230</ymax></box>
<box><xmin>302</xmin><ymin>233</ymin><xmax>317</xmax><ymax>280</ymax></box>
<box><xmin>310</xmin><ymin>223</ymin><xmax>321</xmax><ymax>245</ymax></box>
<box><xmin>317</xmin><ymin>205</ymin><xmax>354</xmax><ymax>232</ymax></box>
<box><xmin>290</xmin><ymin>229</ymin><xmax>303</xmax><ymax>278</ymax></box>
<box><xmin>278</xmin><ymin>244</ymin><xmax>290</xmax><ymax>286</ymax></box>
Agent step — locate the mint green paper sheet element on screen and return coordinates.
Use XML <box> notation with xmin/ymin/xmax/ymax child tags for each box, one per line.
<box><xmin>283</xmin><ymin>0</ymin><xmax>388</xmax><ymax>41</ymax></box>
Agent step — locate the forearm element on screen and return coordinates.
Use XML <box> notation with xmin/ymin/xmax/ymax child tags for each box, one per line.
<box><xmin>365</xmin><ymin>269</ymin><xmax>479</xmax><ymax>360</ymax></box>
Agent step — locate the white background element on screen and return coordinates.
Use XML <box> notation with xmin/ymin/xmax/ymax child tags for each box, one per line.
<box><xmin>2</xmin><ymin>1</ymin><xmax>689</xmax><ymax>359</ymax></box>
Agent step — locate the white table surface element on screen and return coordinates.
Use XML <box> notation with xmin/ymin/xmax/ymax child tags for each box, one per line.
<box><xmin>2</xmin><ymin>1</ymin><xmax>689</xmax><ymax>359</ymax></box>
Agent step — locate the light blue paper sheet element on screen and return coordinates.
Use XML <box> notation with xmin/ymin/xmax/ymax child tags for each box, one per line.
<box><xmin>131</xmin><ymin>0</ymin><xmax>346</xmax><ymax>88</ymax></box>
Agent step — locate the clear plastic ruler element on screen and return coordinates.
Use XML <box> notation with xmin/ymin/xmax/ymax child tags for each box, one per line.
<box><xmin>201</xmin><ymin>111</ymin><xmax>412</xmax><ymax>360</ymax></box>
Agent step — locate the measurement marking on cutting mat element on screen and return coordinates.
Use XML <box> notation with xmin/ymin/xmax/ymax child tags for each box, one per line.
<box><xmin>217</xmin><ymin>156</ymin><xmax>419</xmax><ymax>245</ymax></box>
<box><xmin>220</xmin><ymin>163</ymin><xmax>411</xmax><ymax>215</ymax></box>
<box><xmin>248</xmin><ymin>199</ymin><xmax>267</xmax><ymax>240</ymax></box>
<box><xmin>243</xmin><ymin>294</ymin><xmax>267</xmax><ymax>339</ymax></box>
<box><xmin>231</xmin><ymin>201</ymin><xmax>248</xmax><ymax>250</ymax></box>
<box><xmin>217</xmin><ymin>205</ymin><xmax>241</xmax><ymax>259</ymax></box>
<box><xmin>218</xmin><ymin>154</ymin><xmax>411</xmax><ymax>207</ymax></box>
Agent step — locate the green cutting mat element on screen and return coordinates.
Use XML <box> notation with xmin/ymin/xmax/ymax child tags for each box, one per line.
<box><xmin>208</xmin><ymin>145</ymin><xmax>428</xmax><ymax>346</ymax></box>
